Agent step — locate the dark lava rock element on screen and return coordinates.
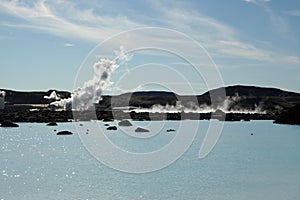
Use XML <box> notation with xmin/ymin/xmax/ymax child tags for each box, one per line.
<box><xmin>56</xmin><ymin>130</ymin><xmax>73</xmax><ymax>135</ymax></box>
<box><xmin>118</xmin><ymin>120</ymin><xmax>132</xmax><ymax>126</ymax></box>
<box><xmin>103</xmin><ymin>118</ymin><xmax>114</xmax><ymax>122</ymax></box>
<box><xmin>1</xmin><ymin>120</ymin><xmax>19</xmax><ymax>127</ymax></box>
<box><xmin>107</xmin><ymin>126</ymin><xmax>117</xmax><ymax>130</ymax></box>
<box><xmin>166</xmin><ymin>129</ymin><xmax>176</xmax><ymax>132</ymax></box>
<box><xmin>46</xmin><ymin>122</ymin><xmax>58</xmax><ymax>126</ymax></box>
<box><xmin>135</xmin><ymin>127</ymin><xmax>149</xmax><ymax>132</ymax></box>
<box><xmin>274</xmin><ymin>103</ymin><xmax>300</xmax><ymax>125</ymax></box>
<box><xmin>104</xmin><ymin>124</ymin><xmax>110</xmax><ymax>126</ymax></box>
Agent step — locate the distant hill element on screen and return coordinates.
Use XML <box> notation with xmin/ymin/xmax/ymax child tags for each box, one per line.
<box><xmin>196</xmin><ymin>85</ymin><xmax>300</xmax><ymax>112</ymax></box>
<box><xmin>120</xmin><ymin>91</ymin><xmax>176</xmax><ymax>97</ymax></box>
<box><xmin>1</xmin><ymin>85</ymin><xmax>300</xmax><ymax>124</ymax></box>
<box><xmin>97</xmin><ymin>85</ymin><xmax>300</xmax><ymax>113</ymax></box>
<box><xmin>1</xmin><ymin>86</ymin><xmax>300</xmax><ymax>114</ymax></box>
<box><xmin>201</xmin><ymin>85</ymin><xmax>300</xmax><ymax>97</ymax></box>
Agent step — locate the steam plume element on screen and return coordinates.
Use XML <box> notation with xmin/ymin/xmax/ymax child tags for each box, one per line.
<box><xmin>128</xmin><ymin>96</ymin><xmax>266</xmax><ymax>114</ymax></box>
<box><xmin>0</xmin><ymin>90</ymin><xmax>5</xmax><ymax>97</ymax></box>
<box><xmin>44</xmin><ymin>91</ymin><xmax>60</xmax><ymax>101</ymax></box>
<box><xmin>51</xmin><ymin>46</ymin><xmax>131</xmax><ymax>111</ymax></box>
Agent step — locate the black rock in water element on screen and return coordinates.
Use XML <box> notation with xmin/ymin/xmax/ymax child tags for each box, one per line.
<box><xmin>107</xmin><ymin>126</ymin><xmax>117</xmax><ymax>130</ymax></box>
<box><xmin>103</xmin><ymin>118</ymin><xmax>114</xmax><ymax>122</ymax></box>
<box><xmin>135</xmin><ymin>127</ymin><xmax>149</xmax><ymax>132</ymax></box>
<box><xmin>56</xmin><ymin>130</ymin><xmax>73</xmax><ymax>135</ymax></box>
<box><xmin>1</xmin><ymin>120</ymin><xmax>19</xmax><ymax>127</ymax></box>
<box><xmin>118</xmin><ymin>120</ymin><xmax>132</xmax><ymax>126</ymax></box>
<box><xmin>166</xmin><ymin>129</ymin><xmax>176</xmax><ymax>132</ymax></box>
<box><xmin>47</xmin><ymin>122</ymin><xmax>58</xmax><ymax>126</ymax></box>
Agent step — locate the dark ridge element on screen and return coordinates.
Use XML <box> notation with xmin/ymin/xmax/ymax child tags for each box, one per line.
<box><xmin>1</xmin><ymin>89</ymin><xmax>71</xmax><ymax>104</ymax></box>
<box><xmin>118</xmin><ymin>91</ymin><xmax>176</xmax><ymax>97</ymax></box>
<box><xmin>201</xmin><ymin>85</ymin><xmax>300</xmax><ymax>97</ymax></box>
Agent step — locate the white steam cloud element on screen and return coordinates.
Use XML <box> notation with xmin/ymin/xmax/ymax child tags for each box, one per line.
<box><xmin>51</xmin><ymin>46</ymin><xmax>132</xmax><ymax>111</ymax></box>
<box><xmin>44</xmin><ymin>91</ymin><xmax>61</xmax><ymax>101</ymax></box>
<box><xmin>0</xmin><ymin>90</ymin><xmax>5</xmax><ymax>97</ymax></box>
<box><xmin>127</xmin><ymin>96</ymin><xmax>266</xmax><ymax>114</ymax></box>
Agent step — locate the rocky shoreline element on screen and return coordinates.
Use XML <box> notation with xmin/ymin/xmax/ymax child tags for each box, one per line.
<box><xmin>0</xmin><ymin>110</ymin><xmax>72</xmax><ymax>123</ymax></box>
<box><xmin>0</xmin><ymin>109</ymin><xmax>276</xmax><ymax>123</ymax></box>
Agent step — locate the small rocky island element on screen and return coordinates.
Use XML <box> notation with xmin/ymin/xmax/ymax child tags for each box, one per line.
<box><xmin>0</xmin><ymin>85</ymin><xmax>299</xmax><ymax>125</ymax></box>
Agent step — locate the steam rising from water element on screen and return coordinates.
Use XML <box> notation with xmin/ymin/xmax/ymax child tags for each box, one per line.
<box><xmin>127</xmin><ymin>96</ymin><xmax>266</xmax><ymax>114</ymax></box>
<box><xmin>48</xmin><ymin>46</ymin><xmax>264</xmax><ymax>114</ymax></box>
<box><xmin>51</xmin><ymin>46</ymin><xmax>132</xmax><ymax>111</ymax></box>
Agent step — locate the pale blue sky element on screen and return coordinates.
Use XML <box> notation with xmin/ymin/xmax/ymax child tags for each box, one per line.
<box><xmin>0</xmin><ymin>0</ymin><xmax>299</xmax><ymax>94</ymax></box>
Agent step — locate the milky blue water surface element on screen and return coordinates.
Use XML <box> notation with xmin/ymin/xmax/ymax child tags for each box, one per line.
<box><xmin>0</xmin><ymin>120</ymin><xmax>299</xmax><ymax>200</ymax></box>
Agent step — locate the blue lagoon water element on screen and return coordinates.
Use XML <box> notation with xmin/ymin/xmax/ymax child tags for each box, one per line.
<box><xmin>0</xmin><ymin>120</ymin><xmax>300</xmax><ymax>200</ymax></box>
